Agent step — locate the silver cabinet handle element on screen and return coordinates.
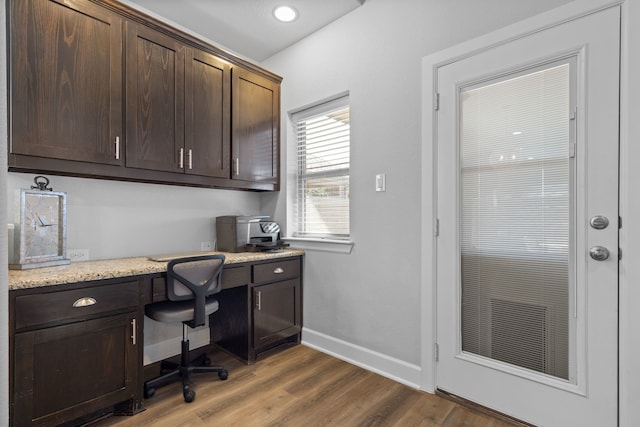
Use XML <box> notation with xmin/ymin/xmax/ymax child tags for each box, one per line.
<box><xmin>188</xmin><ymin>149</ymin><xmax>193</xmax><ymax>170</ymax></box>
<box><xmin>234</xmin><ymin>158</ymin><xmax>239</xmax><ymax>176</ymax></box>
<box><xmin>179</xmin><ymin>148</ymin><xmax>184</xmax><ymax>169</ymax></box>
<box><xmin>115</xmin><ymin>136</ymin><xmax>120</xmax><ymax>160</ymax></box>
<box><xmin>589</xmin><ymin>246</ymin><xmax>610</xmax><ymax>261</ymax></box>
<box><xmin>273</xmin><ymin>267</ymin><xmax>284</xmax><ymax>274</ymax></box>
<box><xmin>256</xmin><ymin>291</ymin><xmax>261</xmax><ymax>311</ymax></box>
<box><xmin>131</xmin><ymin>319</ymin><xmax>137</xmax><ymax>345</ymax></box>
<box><xmin>72</xmin><ymin>297</ymin><xmax>96</xmax><ymax>307</ymax></box>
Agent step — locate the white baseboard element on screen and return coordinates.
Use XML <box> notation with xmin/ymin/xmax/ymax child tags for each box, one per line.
<box><xmin>301</xmin><ymin>327</ymin><xmax>422</xmax><ymax>389</ymax></box>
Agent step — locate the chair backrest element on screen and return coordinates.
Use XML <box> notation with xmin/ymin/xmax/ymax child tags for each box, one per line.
<box><xmin>166</xmin><ymin>254</ymin><xmax>225</xmax><ymax>327</ymax></box>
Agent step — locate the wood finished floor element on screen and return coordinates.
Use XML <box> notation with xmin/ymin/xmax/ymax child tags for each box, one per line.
<box><xmin>98</xmin><ymin>345</ymin><xmax>519</xmax><ymax>427</ymax></box>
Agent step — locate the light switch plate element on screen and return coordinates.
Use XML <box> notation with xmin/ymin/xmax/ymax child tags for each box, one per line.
<box><xmin>375</xmin><ymin>173</ymin><xmax>386</xmax><ymax>192</ymax></box>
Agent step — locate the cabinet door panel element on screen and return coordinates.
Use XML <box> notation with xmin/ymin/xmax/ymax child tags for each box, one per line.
<box><xmin>232</xmin><ymin>67</ymin><xmax>280</xmax><ymax>185</ymax></box>
<box><xmin>13</xmin><ymin>313</ymin><xmax>137</xmax><ymax>427</ymax></box>
<box><xmin>126</xmin><ymin>23</ymin><xmax>184</xmax><ymax>172</ymax></box>
<box><xmin>9</xmin><ymin>0</ymin><xmax>122</xmax><ymax>165</ymax></box>
<box><xmin>253</xmin><ymin>279</ymin><xmax>301</xmax><ymax>349</ymax></box>
<box><xmin>185</xmin><ymin>48</ymin><xmax>230</xmax><ymax>178</ymax></box>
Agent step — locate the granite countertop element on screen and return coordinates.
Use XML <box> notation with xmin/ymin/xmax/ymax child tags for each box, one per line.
<box><xmin>8</xmin><ymin>249</ymin><xmax>305</xmax><ymax>291</ymax></box>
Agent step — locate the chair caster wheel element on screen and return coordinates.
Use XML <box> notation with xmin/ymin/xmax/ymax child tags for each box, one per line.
<box><xmin>184</xmin><ymin>389</ymin><xmax>195</xmax><ymax>403</ymax></box>
<box><xmin>144</xmin><ymin>387</ymin><xmax>155</xmax><ymax>398</ymax></box>
<box><xmin>219</xmin><ymin>370</ymin><xmax>229</xmax><ymax>380</ymax></box>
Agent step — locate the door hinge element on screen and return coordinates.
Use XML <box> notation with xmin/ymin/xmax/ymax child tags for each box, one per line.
<box><xmin>619</xmin><ymin>248</ymin><xmax>622</xmax><ymax>261</ymax></box>
<box><xmin>434</xmin><ymin>92</ymin><xmax>440</xmax><ymax>111</ymax></box>
<box><xmin>434</xmin><ymin>343</ymin><xmax>439</xmax><ymax>362</ymax></box>
<box><xmin>434</xmin><ymin>218</ymin><xmax>440</xmax><ymax>236</ymax></box>
<box><xmin>569</xmin><ymin>108</ymin><xmax>577</xmax><ymax>158</ymax></box>
<box><xmin>619</xmin><ymin>216</ymin><xmax>622</xmax><ymax>229</ymax></box>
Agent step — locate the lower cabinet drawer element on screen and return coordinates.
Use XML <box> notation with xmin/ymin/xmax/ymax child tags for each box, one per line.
<box><xmin>14</xmin><ymin>281</ymin><xmax>139</xmax><ymax>330</ymax></box>
<box><xmin>252</xmin><ymin>258</ymin><xmax>300</xmax><ymax>284</ymax></box>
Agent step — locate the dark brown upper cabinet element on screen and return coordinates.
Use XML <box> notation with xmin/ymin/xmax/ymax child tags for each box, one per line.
<box><xmin>125</xmin><ymin>23</ymin><xmax>185</xmax><ymax>173</ymax></box>
<box><xmin>232</xmin><ymin>67</ymin><xmax>280</xmax><ymax>188</ymax></box>
<box><xmin>9</xmin><ymin>0</ymin><xmax>123</xmax><ymax>165</ymax></box>
<box><xmin>8</xmin><ymin>0</ymin><xmax>281</xmax><ymax>191</ymax></box>
<box><xmin>125</xmin><ymin>27</ymin><xmax>232</xmax><ymax>179</ymax></box>
<box><xmin>185</xmin><ymin>48</ymin><xmax>231</xmax><ymax>178</ymax></box>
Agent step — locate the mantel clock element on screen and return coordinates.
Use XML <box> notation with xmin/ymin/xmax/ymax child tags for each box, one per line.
<box><xmin>10</xmin><ymin>176</ymin><xmax>70</xmax><ymax>270</ymax></box>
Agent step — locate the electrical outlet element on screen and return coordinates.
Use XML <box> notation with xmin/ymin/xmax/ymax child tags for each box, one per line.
<box><xmin>68</xmin><ymin>248</ymin><xmax>90</xmax><ymax>262</ymax></box>
<box><xmin>201</xmin><ymin>241</ymin><xmax>215</xmax><ymax>251</ymax></box>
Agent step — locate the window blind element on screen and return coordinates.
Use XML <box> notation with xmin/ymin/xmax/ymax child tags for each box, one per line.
<box><xmin>292</xmin><ymin>96</ymin><xmax>350</xmax><ymax>238</ymax></box>
<box><xmin>459</xmin><ymin>62</ymin><xmax>573</xmax><ymax>380</ymax></box>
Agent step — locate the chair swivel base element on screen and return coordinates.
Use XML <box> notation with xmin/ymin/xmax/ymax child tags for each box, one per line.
<box><xmin>144</xmin><ymin>340</ymin><xmax>228</xmax><ymax>403</ymax></box>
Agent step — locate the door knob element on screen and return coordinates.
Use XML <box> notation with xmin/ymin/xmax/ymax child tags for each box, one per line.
<box><xmin>589</xmin><ymin>246</ymin><xmax>610</xmax><ymax>261</ymax></box>
<box><xmin>589</xmin><ymin>215</ymin><xmax>609</xmax><ymax>230</ymax></box>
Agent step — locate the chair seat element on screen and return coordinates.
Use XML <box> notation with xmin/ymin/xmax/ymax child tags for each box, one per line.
<box><xmin>146</xmin><ymin>297</ymin><xmax>219</xmax><ymax>323</ymax></box>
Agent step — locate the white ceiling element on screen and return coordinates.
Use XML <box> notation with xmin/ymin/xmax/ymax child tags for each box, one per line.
<box><xmin>122</xmin><ymin>0</ymin><xmax>365</xmax><ymax>62</ymax></box>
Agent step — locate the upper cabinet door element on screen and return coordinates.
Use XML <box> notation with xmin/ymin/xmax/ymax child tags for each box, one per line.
<box><xmin>185</xmin><ymin>48</ymin><xmax>231</xmax><ymax>178</ymax></box>
<box><xmin>9</xmin><ymin>0</ymin><xmax>123</xmax><ymax>165</ymax></box>
<box><xmin>231</xmin><ymin>67</ymin><xmax>280</xmax><ymax>187</ymax></box>
<box><xmin>125</xmin><ymin>23</ymin><xmax>185</xmax><ymax>173</ymax></box>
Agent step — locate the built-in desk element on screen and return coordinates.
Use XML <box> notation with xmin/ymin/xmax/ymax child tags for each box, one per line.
<box><xmin>8</xmin><ymin>249</ymin><xmax>304</xmax><ymax>427</ymax></box>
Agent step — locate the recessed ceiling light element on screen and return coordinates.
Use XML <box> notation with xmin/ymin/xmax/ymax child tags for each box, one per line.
<box><xmin>273</xmin><ymin>5</ymin><xmax>298</xmax><ymax>22</ymax></box>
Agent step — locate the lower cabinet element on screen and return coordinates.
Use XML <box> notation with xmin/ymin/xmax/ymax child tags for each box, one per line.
<box><xmin>10</xmin><ymin>280</ymin><xmax>143</xmax><ymax>427</ymax></box>
<box><xmin>253</xmin><ymin>278</ymin><xmax>301</xmax><ymax>350</ymax></box>
<box><xmin>9</xmin><ymin>255</ymin><xmax>302</xmax><ymax>425</ymax></box>
<box><xmin>211</xmin><ymin>256</ymin><xmax>303</xmax><ymax>363</ymax></box>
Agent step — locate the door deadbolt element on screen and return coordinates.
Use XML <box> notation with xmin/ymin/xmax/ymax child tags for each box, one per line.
<box><xmin>589</xmin><ymin>246</ymin><xmax>610</xmax><ymax>261</ymax></box>
<box><xmin>589</xmin><ymin>215</ymin><xmax>609</xmax><ymax>230</ymax></box>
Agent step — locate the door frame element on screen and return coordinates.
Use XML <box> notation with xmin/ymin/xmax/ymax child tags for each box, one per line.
<box><xmin>420</xmin><ymin>0</ymin><xmax>639</xmax><ymax>424</ymax></box>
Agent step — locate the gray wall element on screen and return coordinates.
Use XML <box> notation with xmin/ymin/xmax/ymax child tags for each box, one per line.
<box><xmin>261</xmin><ymin>0</ymin><xmax>573</xmax><ymax>375</ymax></box>
<box><xmin>6</xmin><ymin>174</ymin><xmax>261</xmax><ymax>260</ymax></box>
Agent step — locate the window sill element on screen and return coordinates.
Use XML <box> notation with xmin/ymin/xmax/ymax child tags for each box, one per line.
<box><xmin>282</xmin><ymin>237</ymin><xmax>354</xmax><ymax>254</ymax></box>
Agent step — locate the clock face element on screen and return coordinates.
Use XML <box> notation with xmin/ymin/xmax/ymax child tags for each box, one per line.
<box><xmin>23</xmin><ymin>192</ymin><xmax>63</xmax><ymax>258</ymax></box>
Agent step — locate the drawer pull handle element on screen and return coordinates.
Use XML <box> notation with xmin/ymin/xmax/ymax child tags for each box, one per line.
<box><xmin>273</xmin><ymin>267</ymin><xmax>284</xmax><ymax>274</ymax></box>
<box><xmin>131</xmin><ymin>319</ymin><xmax>137</xmax><ymax>345</ymax></box>
<box><xmin>73</xmin><ymin>297</ymin><xmax>96</xmax><ymax>307</ymax></box>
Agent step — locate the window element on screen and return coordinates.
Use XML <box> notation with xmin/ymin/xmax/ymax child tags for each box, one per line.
<box><xmin>459</xmin><ymin>61</ymin><xmax>574</xmax><ymax>379</ymax></box>
<box><xmin>291</xmin><ymin>95</ymin><xmax>350</xmax><ymax>238</ymax></box>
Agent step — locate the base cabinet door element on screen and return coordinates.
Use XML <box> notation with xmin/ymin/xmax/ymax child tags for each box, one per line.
<box><xmin>12</xmin><ymin>313</ymin><xmax>138</xmax><ymax>427</ymax></box>
<box><xmin>253</xmin><ymin>278</ymin><xmax>301</xmax><ymax>351</ymax></box>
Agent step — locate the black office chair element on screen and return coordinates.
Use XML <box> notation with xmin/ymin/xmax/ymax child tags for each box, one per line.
<box><xmin>143</xmin><ymin>254</ymin><xmax>229</xmax><ymax>403</ymax></box>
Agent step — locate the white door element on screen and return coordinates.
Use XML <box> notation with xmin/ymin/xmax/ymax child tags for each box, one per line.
<box><xmin>435</xmin><ymin>6</ymin><xmax>620</xmax><ymax>427</ymax></box>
